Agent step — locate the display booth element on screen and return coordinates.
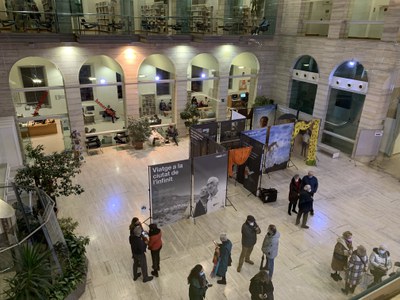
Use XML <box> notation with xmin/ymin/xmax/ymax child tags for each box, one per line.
<box><xmin>291</xmin><ymin>119</ymin><xmax>320</xmax><ymax>166</ymax></box>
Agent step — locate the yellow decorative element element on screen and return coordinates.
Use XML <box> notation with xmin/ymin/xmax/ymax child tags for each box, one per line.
<box><xmin>291</xmin><ymin>119</ymin><xmax>320</xmax><ymax>166</ymax></box>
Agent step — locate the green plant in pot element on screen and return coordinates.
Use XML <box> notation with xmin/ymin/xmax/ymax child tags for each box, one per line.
<box><xmin>180</xmin><ymin>102</ymin><xmax>200</xmax><ymax>128</ymax></box>
<box><xmin>253</xmin><ymin>95</ymin><xmax>274</xmax><ymax>107</ymax></box>
<box><xmin>127</xmin><ymin>116</ymin><xmax>151</xmax><ymax>149</ymax></box>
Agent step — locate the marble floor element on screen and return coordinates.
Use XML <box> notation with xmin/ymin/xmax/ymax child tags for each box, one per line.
<box><xmin>58</xmin><ymin>137</ymin><xmax>400</xmax><ymax>300</ymax></box>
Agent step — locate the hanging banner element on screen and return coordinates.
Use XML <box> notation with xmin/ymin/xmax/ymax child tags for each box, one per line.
<box><xmin>149</xmin><ymin>159</ymin><xmax>191</xmax><ymax>226</ymax></box>
<box><xmin>193</xmin><ymin>152</ymin><xmax>228</xmax><ymax>218</ymax></box>
<box><xmin>252</xmin><ymin>105</ymin><xmax>276</xmax><ymax>129</ymax></box>
<box><xmin>264</xmin><ymin>123</ymin><xmax>295</xmax><ymax>173</ymax></box>
<box><xmin>220</xmin><ymin>119</ymin><xmax>246</xmax><ymax>143</ymax></box>
<box><xmin>231</xmin><ymin>110</ymin><xmax>246</xmax><ymax>120</ymax></box>
<box><xmin>238</xmin><ymin>131</ymin><xmax>265</xmax><ymax>196</ymax></box>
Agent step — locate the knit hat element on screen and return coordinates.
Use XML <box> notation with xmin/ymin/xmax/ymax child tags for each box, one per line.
<box><xmin>220</xmin><ymin>233</ymin><xmax>228</xmax><ymax>242</ymax></box>
<box><xmin>133</xmin><ymin>226</ymin><xmax>142</xmax><ymax>237</ymax></box>
<box><xmin>356</xmin><ymin>245</ymin><xmax>367</xmax><ymax>256</ymax></box>
<box><xmin>247</xmin><ymin>215</ymin><xmax>255</xmax><ymax>222</ymax></box>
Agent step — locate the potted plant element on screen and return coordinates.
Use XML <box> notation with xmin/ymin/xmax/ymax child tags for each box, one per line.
<box><xmin>253</xmin><ymin>95</ymin><xmax>274</xmax><ymax>107</ymax></box>
<box><xmin>180</xmin><ymin>102</ymin><xmax>200</xmax><ymax>128</ymax></box>
<box><xmin>127</xmin><ymin>116</ymin><xmax>152</xmax><ymax>149</ymax></box>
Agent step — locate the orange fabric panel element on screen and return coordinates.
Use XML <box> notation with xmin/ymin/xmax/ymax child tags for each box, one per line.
<box><xmin>228</xmin><ymin>146</ymin><xmax>253</xmax><ymax>177</ymax></box>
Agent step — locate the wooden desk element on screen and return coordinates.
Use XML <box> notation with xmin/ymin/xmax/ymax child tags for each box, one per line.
<box><xmin>27</xmin><ymin>123</ymin><xmax>57</xmax><ymax>137</ymax></box>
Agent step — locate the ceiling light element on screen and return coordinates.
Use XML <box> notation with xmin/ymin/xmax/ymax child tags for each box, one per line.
<box><xmin>238</xmin><ymin>66</ymin><xmax>245</xmax><ymax>69</ymax></box>
<box><xmin>138</xmin><ymin>74</ymin><xmax>146</xmax><ymax>78</ymax></box>
<box><xmin>32</xmin><ymin>78</ymin><xmax>42</xmax><ymax>84</ymax></box>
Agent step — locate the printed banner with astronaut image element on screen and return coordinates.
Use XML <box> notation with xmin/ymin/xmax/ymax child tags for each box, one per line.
<box><xmin>192</xmin><ymin>152</ymin><xmax>228</xmax><ymax>218</ymax></box>
<box><xmin>264</xmin><ymin>123</ymin><xmax>294</xmax><ymax>173</ymax></box>
<box><xmin>149</xmin><ymin>159</ymin><xmax>191</xmax><ymax>226</ymax></box>
<box><xmin>252</xmin><ymin>105</ymin><xmax>276</xmax><ymax>129</ymax></box>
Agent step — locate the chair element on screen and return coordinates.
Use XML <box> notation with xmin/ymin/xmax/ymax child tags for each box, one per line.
<box><xmin>81</xmin><ymin>18</ymin><xmax>99</xmax><ymax>32</ymax></box>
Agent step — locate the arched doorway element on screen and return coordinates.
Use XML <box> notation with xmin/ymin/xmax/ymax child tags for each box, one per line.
<box><xmin>289</xmin><ymin>55</ymin><xmax>319</xmax><ymax>116</ymax></box>
<box><xmin>228</xmin><ymin>52</ymin><xmax>260</xmax><ymax>107</ymax></box>
<box><xmin>78</xmin><ymin>55</ymin><xmax>125</xmax><ymax>136</ymax></box>
<box><xmin>188</xmin><ymin>54</ymin><xmax>219</xmax><ymax>122</ymax></box>
<box><xmin>9</xmin><ymin>57</ymin><xmax>68</xmax><ymax>156</ymax></box>
<box><xmin>322</xmin><ymin>60</ymin><xmax>368</xmax><ymax>155</ymax></box>
<box><xmin>138</xmin><ymin>54</ymin><xmax>175</xmax><ymax>124</ymax></box>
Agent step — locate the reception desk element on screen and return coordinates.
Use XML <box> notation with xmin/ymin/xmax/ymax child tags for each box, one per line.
<box><xmin>27</xmin><ymin>122</ymin><xmax>58</xmax><ymax>137</ymax></box>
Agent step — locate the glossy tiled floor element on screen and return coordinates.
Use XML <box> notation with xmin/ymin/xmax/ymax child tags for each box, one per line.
<box><xmin>58</xmin><ymin>137</ymin><xmax>400</xmax><ymax>300</ymax></box>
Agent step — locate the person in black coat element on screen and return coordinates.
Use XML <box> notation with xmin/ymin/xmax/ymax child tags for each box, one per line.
<box><xmin>288</xmin><ymin>174</ymin><xmax>302</xmax><ymax>215</ymax></box>
<box><xmin>249</xmin><ymin>270</ymin><xmax>274</xmax><ymax>300</ymax></box>
<box><xmin>237</xmin><ymin>215</ymin><xmax>261</xmax><ymax>272</ymax></box>
<box><xmin>301</xmin><ymin>171</ymin><xmax>318</xmax><ymax>215</ymax></box>
<box><xmin>129</xmin><ymin>226</ymin><xmax>153</xmax><ymax>282</ymax></box>
<box><xmin>295</xmin><ymin>185</ymin><xmax>313</xmax><ymax>229</ymax></box>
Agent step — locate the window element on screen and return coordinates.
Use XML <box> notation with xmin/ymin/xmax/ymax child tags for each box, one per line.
<box><xmin>116</xmin><ymin>72</ymin><xmax>123</xmax><ymax>99</ymax></box>
<box><xmin>228</xmin><ymin>65</ymin><xmax>233</xmax><ymax>89</ymax></box>
<box><xmin>289</xmin><ymin>80</ymin><xmax>317</xmax><ymax>115</ymax></box>
<box><xmin>20</xmin><ymin>66</ymin><xmax>50</xmax><ymax>106</ymax></box>
<box><xmin>191</xmin><ymin>65</ymin><xmax>203</xmax><ymax>92</ymax></box>
<box><xmin>156</xmin><ymin>68</ymin><xmax>170</xmax><ymax>96</ymax></box>
<box><xmin>79</xmin><ymin>65</ymin><xmax>94</xmax><ymax>101</ymax></box>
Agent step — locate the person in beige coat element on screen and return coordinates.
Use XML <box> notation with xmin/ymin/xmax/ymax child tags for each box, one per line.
<box><xmin>331</xmin><ymin>231</ymin><xmax>353</xmax><ymax>281</ymax></box>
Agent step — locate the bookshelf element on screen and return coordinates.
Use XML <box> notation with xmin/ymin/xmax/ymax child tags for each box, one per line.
<box><xmin>96</xmin><ymin>1</ymin><xmax>117</xmax><ymax>32</ymax></box>
<box><xmin>191</xmin><ymin>5</ymin><xmax>214</xmax><ymax>33</ymax></box>
<box><xmin>140</xmin><ymin>2</ymin><xmax>168</xmax><ymax>32</ymax></box>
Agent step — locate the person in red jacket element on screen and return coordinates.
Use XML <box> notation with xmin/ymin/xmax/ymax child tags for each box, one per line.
<box><xmin>148</xmin><ymin>223</ymin><xmax>162</xmax><ymax>277</ymax></box>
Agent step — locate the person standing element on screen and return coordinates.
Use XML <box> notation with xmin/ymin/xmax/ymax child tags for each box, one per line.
<box><xmin>188</xmin><ymin>264</ymin><xmax>210</xmax><ymax>300</ymax></box>
<box><xmin>288</xmin><ymin>174</ymin><xmax>302</xmax><ymax>215</ymax></box>
<box><xmin>261</xmin><ymin>225</ymin><xmax>280</xmax><ymax>279</ymax></box>
<box><xmin>331</xmin><ymin>231</ymin><xmax>353</xmax><ymax>281</ymax></box>
<box><xmin>295</xmin><ymin>185</ymin><xmax>313</xmax><ymax>229</ymax></box>
<box><xmin>216</xmin><ymin>233</ymin><xmax>233</xmax><ymax>285</ymax></box>
<box><xmin>148</xmin><ymin>223</ymin><xmax>162</xmax><ymax>277</ymax></box>
<box><xmin>249</xmin><ymin>270</ymin><xmax>274</xmax><ymax>300</ymax></box>
<box><xmin>237</xmin><ymin>215</ymin><xmax>261</xmax><ymax>272</ymax></box>
<box><xmin>129</xmin><ymin>226</ymin><xmax>153</xmax><ymax>283</ymax></box>
<box><xmin>368</xmin><ymin>244</ymin><xmax>392</xmax><ymax>287</ymax></box>
<box><xmin>342</xmin><ymin>245</ymin><xmax>368</xmax><ymax>295</ymax></box>
<box><xmin>301</xmin><ymin>171</ymin><xmax>318</xmax><ymax>215</ymax></box>
<box><xmin>301</xmin><ymin>131</ymin><xmax>310</xmax><ymax>157</ymax></box>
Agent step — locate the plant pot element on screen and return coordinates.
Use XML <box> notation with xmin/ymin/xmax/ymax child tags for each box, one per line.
<box><xmin>133</xmin><ymin>141</ymin><xmax>144</xmax><ymax>150</ymax></box>
<box><xmin>65</xmin><ymin>257</ymin><xmax>89</xmax><ymax>300</ymax></box>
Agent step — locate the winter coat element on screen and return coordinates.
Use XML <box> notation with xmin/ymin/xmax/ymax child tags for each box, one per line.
<box><xmin>331</xmin><ymin>237</ymin><xmax>353</xmax><ymax>271</ymax></box>
<box><xmin>216</xmin><ymin>239</ymin><xmax>233</xmax><ymax>277</ymax></box>
<box><xmin>148</xmin><ymin>228</ymin><xmax>162</xmax><ymax>251</ymax></box>
<box><xmin>261</xmin><ymin>232</ymin><xmax>280</xmax><ymax>259</ymax></box>
<box><xmin>249</xmin><ymin>277</ymin><xmax>274</xmax><ymax>300</ymax></box>
<box><xmin>241</xmin><ymin>222</ymin><xmax>261</xmax><ymax>247</ymax></box>
<box><xmin>189</xmin><ymin>277</ymin><xmax>207</xmax><ymax>300</ymax></box>
<box><xmin>129</xmin><ymin>233</ymin><xmax>147</xmax><ymax>256</ymax></box>
<box><xmin>369</xmin><ymin>248</ymin><xmax>392</xmax><ymax>273</ymax></box>
<box><xmin>288</xmin><ymin>178</ymin><xmax>302</xmax><ymax>203</ymax></box>
<box><xmin>346</xmin><ymin>252</ymin><xmax>368</xmax><ymax>286</ymax></box>
<box><xmin>301</xmin><ymin>175</ymin><xmax>318</xmax><ymax>194</ymax></box>
<box><xmin>298</xmin><ymin>190</ymin><xmax>313</xmax><ymax>213</ymax></box>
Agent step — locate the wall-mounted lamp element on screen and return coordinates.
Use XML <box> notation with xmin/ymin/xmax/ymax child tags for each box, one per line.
<box><xmin>155</xmin><ymin>75</ymin><xmax>160</xmax><ymax>81</ymax></box>
<box><xmin>201</xmin><ymin>73</ymin><xmax>206</xmax><ymax>78</ymax></box>
<box><xmin>348</xmin><ymin>60</ymin><xmax>355</xmax><ymax>67</ymax></box>
<box><xmin>100</xmin><ymin>79</ymin><xmax>106</xmax><ymax>84</ymax></box>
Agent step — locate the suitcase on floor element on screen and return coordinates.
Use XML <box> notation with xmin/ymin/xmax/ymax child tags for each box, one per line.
<box><xmin>258</xmin><ymin>188</ymin><xmax>278</xmax><ymax>203</ymax></box>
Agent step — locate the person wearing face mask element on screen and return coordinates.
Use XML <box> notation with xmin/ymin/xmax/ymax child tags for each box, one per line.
<box><xmin>295</xmin><ymin>185</ymin><xmax>313</xmax><ymax>229</ymax></box>
<box><xmin>261</xmin><ymin>225</ymin><xmax>280</xmax><ymax>279</ymax></box>
<box><xmin>288</xmin><ymin>174</ymin><xmax>302</xmax><ymax>215</ymax></box>
<box><xmin>188</xmin><ymin>264</ymin><xmax>211</xmax><ymax>300</ymax></box>
<box><xmin>301</xmin><ymin>171</ymin><xmax>318</xmax><ymax>216</ymax></box>
<box><xmin>368</xmin><ymin>244</ymin><xmax>392</xmax><ymax>287</ymax></box>
<box><xmin>331</xmin><ymin>231</ymin><xmax>353</xmax><ymax>281</ymax></box>
<box><xmin>342</xmin><ymin>245</ymin><xmax>368</xmax><ymax>295</ymax></box>
<box><xmin>249</xmin><ymin>270</ymin><xmax>274</xmax><ymax>300</ymax></box>
<box><xmin>237</xmin><ymin>215</ymin><xmax>261</xmax><ymax>272</ymax></box>
<box><xmin>215</xmin><ymin>233</ymin><xmax>233</xmax><ymax>285</ymax></box>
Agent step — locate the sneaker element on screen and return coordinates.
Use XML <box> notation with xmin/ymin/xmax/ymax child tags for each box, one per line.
<box><xmin>133</xmin><ymin>273</ymin><xmax>142</xmax><ymax>281</ymax></box>
<box><xmin>245</xmin><ymin>260</ymin><xmax>254</xmax><ymax>265</ymax></box>
<box><xmin>301</xmin><ymin>225</ymin><xmax>309</xmax><ymax>229</ymax></box>
<box><xmin>143</xmin><ymin>276</ymin><xmax>153</xmax><ymax>283</ymax></box>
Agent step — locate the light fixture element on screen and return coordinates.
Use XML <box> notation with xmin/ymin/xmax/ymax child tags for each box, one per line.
<box><xmin>238</xmin><ymin>66</ymin><xmax>245</xmax><ymax>69</ymax></box>
<box><xmin>0</xmin><ymin>198</ymin><xmax>15</xmax><ymax>219</ymax></box>
<box><xmin>303</xmin><ymin>63</ymin><xmax>309</xmax><ymax>67</ymax></box>
<box><xmin>32</xmin><ymin>78</ymin><xmax>42</xmax><ymax>84</ymax></box>
<box><xmin>348</xmin><ymin>60</ymin><xmax>355</xmax><ymax>67</ymax></box>
<box><xmin>138</xmin><ymin>74</ymin><xmax>146</xmax><ymax>78</ymax></box>
<box><xmin>201</xmin><ymin>73</ymin><xmax>206</xmax><ymax>78</ymax></box>
<box><xmin>155</xmin><ymin>75</ymin><xmax>160</xmax><ymax>81</ymax></box>
<box><xmin>89</xmin><ymin>77</ymin><xmax>96</xmax><ymax>81</ymax></box>
<box><xmin>100</xmin><ymin>79</ymin><xmax>106</xmax><ymax>84</ymax></box>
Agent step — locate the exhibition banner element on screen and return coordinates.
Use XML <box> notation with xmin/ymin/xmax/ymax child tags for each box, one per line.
<box><xmin>192</xmin><ymin>122</ymin><xmax>218</xmax><ymax>141</ymax></box>
<box><xmin>149</xmin><ymin>159</ymin><xmax>191</xmax><ymax>226</ymax></box>
<box><xmin>192</xmin><ymin>152</ymin><xmax>228</xmax><ymax>218</ymax></box>
<box><xmin>220</xmin><ymin>119</ymin><xmax>246</xmax><ymax>143</ymax></box>
<box><xmin>190</xmin><ymin>127</ymin><xmax>208</xmax><ymax>158</ymax></box>
<box><xmin>264</xmin><ymin>123</ymin><xmax>295</xmax><ymax>173</ymax></box>
<box><xmin>252</xmin><ymin>105</ymin><xmax>276</xmax><ymax>129</ymax></box>
<box><xmin>237</xmin><ymin>131</ymin><xmax>265</xmax><ymax>196</ymax></box>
